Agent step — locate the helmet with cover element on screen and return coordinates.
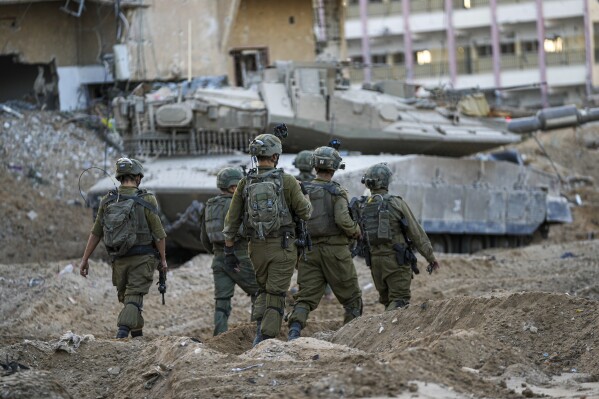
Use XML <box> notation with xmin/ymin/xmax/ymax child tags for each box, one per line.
<box><xmin>249</xmin><ymin>134</ymin><xmax>282</xmax><ymax>157</ymax></box>
<box><xmin>115</xmin><ymin>157</ymin><xmax>144</xmax><ymax>178</ymax></box>
<box><xmin>361</xmin><ymin>163</ymin><xmax>392</xmax><ymax>189</ymax></box>
<box><xmin>293</xmin><ymin>150</ymin><xmax>314</xmax><ymax>172</ymax></box>
<box><xmin>311</xmin><ymin>146</ymin><xmax>344</xmax><ymax>171</ymax></box>
<box><xmin>216</xmin><ymin>167</ymin><xmax>244</xmax><ymax>189</ymax></box>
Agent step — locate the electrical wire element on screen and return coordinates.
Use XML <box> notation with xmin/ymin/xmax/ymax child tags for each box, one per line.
<box><xmin>78</xmin><ymin>166</ymin><xmax>118</xmax><ymax>207</ymax></box>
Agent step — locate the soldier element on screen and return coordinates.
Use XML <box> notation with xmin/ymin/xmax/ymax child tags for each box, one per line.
<box><xmin>293</xmin><ymin>150</ymin><xmax>315</xmax><ymax>182</ymax></box>
<box><xmin>199</xmin><ymin>167</ymin><xmax>259</xmax><ymax>336</ymax></box>
<box><xmin>359</xmin><ymin>163</ymin><xmax>440</xmax><ymax>310</ymax></box>
<box><xmin>223</xmin><ymin>133</ymin><xmax>312</xmax><ymax>346</ymax></box>
<box><xmin>287</xmin><ymin>146</ymin><xmax>362</xmax><ymax>340</ymax></box>
<box><xmin>79</xmin><ymin>158</ymin><xmax>167</xmax><ymax>338</ymax></box>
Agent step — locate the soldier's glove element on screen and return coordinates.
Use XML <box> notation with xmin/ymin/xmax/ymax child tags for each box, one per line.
<box><xmin>224</xmin><ymin>245</ymin><xmax>240</xmax><ymax>273</ymax></box>
<box><xmin>426</xmin><ymin>260</ymin><xmax>440</xmax><ymax>275</ymax></box>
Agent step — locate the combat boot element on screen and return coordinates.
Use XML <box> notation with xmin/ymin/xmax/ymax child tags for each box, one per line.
<box><xmin>116</xmin><ymin>325</ymin><xmax>130</xmax><ymax>339</ymax></box>
<box><xmin>385</xmin><ymin>299</ymin><xmax>409</xmax><ymax>311</ymax></box>
<box><xmin>131</xmin><ymin>329</ymin><xmax>143</xmax><ymax>338</ymax></box>
<box><xmin>252</xmin><ymin>319</ymin><xmax>263</xmax><ymax>347</ymax></box>
<box><xmin>288</xmin><ymin>321</ymin><xmax>302</xmax><ymax>341</ymax></box>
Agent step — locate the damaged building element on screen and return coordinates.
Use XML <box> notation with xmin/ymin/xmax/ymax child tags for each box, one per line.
<box><xmin>0</xmin><ymin>0</ymin><xmax>344</xmax><ymax>111</ymax></box>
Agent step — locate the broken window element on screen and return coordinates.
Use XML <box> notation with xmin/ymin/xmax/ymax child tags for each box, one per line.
<box><xmin>229</xmin><ymin>47</ymin><xmax>269</xmax><ymax>88</ymax></box>
<box><xmin>0</xmin><ymin>55</ymin><xmax>58</xmax><ymax>110</ymax></box>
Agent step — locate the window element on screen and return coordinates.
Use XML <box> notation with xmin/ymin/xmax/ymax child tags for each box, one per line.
<box><xmin>544</xmin><ymin>36</ymin><xmax>563</xmax><ymax>53</ymax></box>
<box><xmin>392</xmin><ymin>52</ymin><xmax>405</xmax><ymax>64</ymax></box>
<box><xmin>476</xmin><ymin>44</ymin><xmax>492</xmax><ymax>57</ymax></box>
<box><xmin>500</xmin><ymin>43</ymin><xmax>515</xmax><ymax>55</ymax></box>
<box><xmin>371</xmin><ymin>54</ymin><xmax>387</xmax><ymax>64</ymax></box>
<box><xmin>351</xmin><ymin>55</ymin><xmax>364</xmax><ymax>65</ymax></box>
<box><xmin>521</xmin><ymin>40</ymin><xmax>539</xmax><ymax>53</ymax></box>
<box><xmin>594</xmin><ymin>23</ymin><xmax>599</xmax><ymax>63</ymax></box>
<box><xmin>416</xmin><ymin>50</ymin><xmax>432</xmax><ymax>65</ymax></box>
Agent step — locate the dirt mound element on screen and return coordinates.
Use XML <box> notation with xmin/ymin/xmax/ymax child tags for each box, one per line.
<box><xmin>0</xmin><ymin>370</ymin><xmax>72</xmax><ymax>399</ymax></box>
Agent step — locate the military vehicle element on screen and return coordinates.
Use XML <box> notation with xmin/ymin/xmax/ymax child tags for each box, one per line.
<box><xmin>111</xmin><ymin>61</ymin><xmax>520</xmax><ymax>158</ymax></box>
<box><xmin>89</xmin><ymin>61</ymin><xmax>599</xmax><ymax>254</ymax></box>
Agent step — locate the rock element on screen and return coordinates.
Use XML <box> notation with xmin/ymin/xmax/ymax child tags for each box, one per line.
<box><xmin>27</xmin><ymin>210</ymin><xmax>38</xmax><ymax>220</ymax></box>
<box><xmin>522</xmin><ymin>387</ymin><xmax>534</xmax><ymax>397</ymax></box>
<box><xmin>107</xmin><ymin>366</ymin><xmax>121</xmax><ymax>375</ymax></box>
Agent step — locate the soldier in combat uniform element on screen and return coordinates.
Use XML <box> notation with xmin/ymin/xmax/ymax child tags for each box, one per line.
<box><xmin>79</xmin><ymin>158</ymin><xmax>167</xmax><ymax>338</ymax></box>
<box><xmin>293</xmin><ymin>150</ymin><xmax>315</xmax><ymax>182</ymax></box>
<box><xmin>287</xmin><ymin>146</ymin><xmax>363</xmax><ymax>340</ymax></box>
<box><xmin>200</xmin><ymin>167</ymin><xmax>259</xmax><ymax>336</ymax></box>
<box><xmin>359</xmin><ymin>163</ymin><xmax>440</xmax><ymax>310</ymax></box>
<box><xmin>223</xmin><ymin>133</ymin><xmax>312</xmax><ymax>345</ymax></box>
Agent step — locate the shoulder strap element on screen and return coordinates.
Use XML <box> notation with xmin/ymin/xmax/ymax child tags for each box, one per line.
<box><xmin>112</xmin><ymin>192</ymin><xmax>159</xmax><ymax>215</ymax></box>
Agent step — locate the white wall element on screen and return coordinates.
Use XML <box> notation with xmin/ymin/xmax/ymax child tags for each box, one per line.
<box><xmin>57</xmin><ymin>65</ymin><xmax>114</xmax><ymax>111</ymax></box>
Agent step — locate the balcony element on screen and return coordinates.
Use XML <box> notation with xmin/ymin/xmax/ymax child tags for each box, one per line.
<box><xmin>473</xmin><ymin>49</ymin><xmax>585</xmax><ymax>73</ymax></box>
<box><xmin>348</xmin><ymin>64</ymin><xmax>407</xmax><ymax>83</ymax></box>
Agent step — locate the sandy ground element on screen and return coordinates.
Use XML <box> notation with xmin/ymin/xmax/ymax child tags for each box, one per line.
<box><xmin>1</xmin><ymin>112</ymin><xmax>599</xmax><ymax>398</ymax></box>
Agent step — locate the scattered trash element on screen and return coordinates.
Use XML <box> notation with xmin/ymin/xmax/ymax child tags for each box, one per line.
<box><xmin>378</xmin><ymin>323</ymin><xmax>384</xmax><ymax>334</ymax></box>
<box><xmin>1</xmin><ymin>104</ymin><xmax>24</xmax><ymax>119</ymax></box>
<box><xmin>26</xmin><ymin>210</ymin><xmax>38</xmax><ymax>221</ymax></box>
<box><xmin>58</xmin><ymin>264</ymin><xmax>74</xmax><ymax>277</ymax></box>
<box><xmin>362</xmin><ymin>282</ymin><xmax>374</xmax><ymax>291</ymax></box>
<box><xmin>575</xmin><ymin>194</ymin><xmax>582</xmax><ymax>206</ymax></box>
<box><xmin>560</xmin><ymin>252</ymin><xmax>576</xmax><ymax>259</ymax></box>
<box><xmin>231</xmin><ymin>363</ymin><xmax>264</xmax><ymax>372</ymax></box>
<box><xmin>0</xmin><ymin>356</ymin><xmax>30</xmax><ymax>375</ymax></box>
<box><xmin>391</xmin><ymin>318</ymin><xmax>398</xmax><ymax>324</ymax></box>
<box><xmin>28</xmin><ymin>277</ymin><xmax>45</xmax><ymax>287</ymax></box>
<box><xmin>543</xmin><ymin>353</ymin><xmax>549</xmax><ymax>357</ymax></box>
<box><xmin>461</xmin><ymin>367</ymin><xmax>480</xmax><ymax>374</ymax></box>
<box><xmin>571</xmin><ymin>368</ymin><xmax>578</xmax><ymax>373</ymax></box>
<box><xmin>67</xmin><ymin>296</ymin><xmax>77</xmax><ymax>304</ymax></box>
<box><xmin>53</xmin><ymin>330</ymin><xmax>95</xmax><ymax>353</ymax></box>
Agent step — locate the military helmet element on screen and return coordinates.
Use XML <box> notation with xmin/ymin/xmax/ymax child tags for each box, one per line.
<box><xmin>249</xmin><ymin>134</ymin><xmax>282</xmax><ymax>157</ymax></box>
<box><xmin>362</xmin><ymin>163</ymin><xmax>392</xmax><ymax>189</ymax></box>
<box><xmin>312</xmin><ymin>146</ymin><xmax>344</xmax><ymax>171</ymax></box>
<box><xmin>115</xmin><ymin>157</ymin><xmax>144</xmax><ymax>178</ymax></box>
<box><xmin>216</xmin><ymin>167</ymin><xmax>244</xmax><ymax>189</ymax></box>
<box><xmin>293</xmin><ymin>150</ymin><xmax>314</xmax><ymax>172</ymax></box>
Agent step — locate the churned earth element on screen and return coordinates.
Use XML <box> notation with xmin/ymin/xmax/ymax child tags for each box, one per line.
<box><xmin>1</xmin><ymin>110</ymin><xmax>599</xmax><ymax>398</ymax></box>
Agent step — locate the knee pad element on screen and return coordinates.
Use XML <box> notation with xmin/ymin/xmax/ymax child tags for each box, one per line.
<box><xmin>288</xmin><ymin>303</ymin><xmax>310</xmax><ymax>328</ymax></box>
<box><xmin>215</xmin><ymin>298</ymin><xmax>232</xmax><ymax>318</ymax></box>
<box><xmin>117</xmin><ymin>294</ymin><xmax>144</xmax><ymax>330</ymax></box>
<box><xmin>265</xmin><ymin>291</ymin><xmax>286</xmax><ymax>316</ymax></box>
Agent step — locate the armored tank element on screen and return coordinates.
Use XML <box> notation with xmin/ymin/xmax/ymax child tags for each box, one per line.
<box><xmin>90</xmin><ymin>61</ymin><xmax>599</xmax><ymax>253</ymax></box>
<box><xmin>111</xmin><ymin>61</ymin><xmax>520</xmax><ymax>158</ymax></box>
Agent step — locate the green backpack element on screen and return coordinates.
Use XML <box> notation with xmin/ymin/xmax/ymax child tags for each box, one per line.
<box><xmin>244</xmin><ymin>169</ymin><xmax>292</xmax><ymax>239</ymax></box>
<box><xmin>204</xmin><ymin>195</ymin><xmax>232</xmax><ymax>244</ymax></box>
<box><xmin>101</xmin><ymin>190</ymin><xmax>158</xmax><ymax>257</ymax></box>
<box><xmin>304</xmin><ymin>182</ymin><xmax>343</xmax><ymax>238</ymax></box>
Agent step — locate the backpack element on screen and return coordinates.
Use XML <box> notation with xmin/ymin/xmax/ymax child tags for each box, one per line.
<box><xmin>244</xmin><ymin>169</ymin><xmax>292</xmax><ymax>239</ymax></box>
<box><xmin>204</xmin><ymin>195</ymin><xmax>232</xmax><ymax>245</ymax></box>
<box><xmin>101</xmin><ymin>190</ymin><xmax>158</xmax><ymax>257</ymax></box>
<box><xmin>304</xmin><ymin>182</ymin><xmax>343</xmax><ymax>238</ymax></box>
<box><xmin>361</xmin><ymin>194</ymin><xmax>397</xmax><ymax>246</ymax></box>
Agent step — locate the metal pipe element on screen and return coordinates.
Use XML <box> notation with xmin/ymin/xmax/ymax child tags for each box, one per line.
<box><xmin>489</xmin><ymin>0</ymin><xmax>501</xmax><ymax>89</ymax></box>
<box><xmin>445</xmin><ymin>0</ymin><xmax>457</xmax><ymax>86</ymax></box>
<box><xmin>583</xmin><ymin>0</ymin><xmax>594</xmax><ymax>102</ymax></box>
<box><xmin>402</xmin><ymin>0</ymin><xmax>413</xmax><ymax>82</ymax></box>
<box><xmin>359</xmin><ymin>0</ymin><xmax>372</xmax><ymax>83</ymax></box>
<box><xmin>535</xmin><ymin>0</ymin><xmax>548</xmax><ymax>108</ymax></box>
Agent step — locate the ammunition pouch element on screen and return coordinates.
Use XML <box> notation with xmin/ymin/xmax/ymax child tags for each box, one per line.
<box><xmin>392</xmin><ymin>243</ymin><xmax>419</xmax><ymax>275</ymax></box>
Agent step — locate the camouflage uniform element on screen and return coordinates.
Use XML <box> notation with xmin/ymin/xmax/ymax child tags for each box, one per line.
<box><xmin>361</xmin><ymin>163</ymin><xmax>437</xmax><ymax>310</ymax></box>
<box><xmin>223</xmin><ymin>135</ymin><xmax>312</xmax><ymax>343</ymax></box>
<box><xmin>92</xmin><ymin>186</ymin><xmax>166</xmax><ymax>336</ymax></box>
<box><xmin>200</xmin><ymin>167</ymin><xmax>259</xmax><ymax>336</ymax></box>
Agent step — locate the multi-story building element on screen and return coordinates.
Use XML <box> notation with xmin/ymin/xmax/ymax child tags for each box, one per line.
<box><xmin>345</xmin><ymin>0</ymin><xmax>599</xmax><ymax>108</ymax></box>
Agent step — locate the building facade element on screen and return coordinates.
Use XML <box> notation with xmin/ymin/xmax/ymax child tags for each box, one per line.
<box><xmin>345</xmin><ymin>0</ymin><xmax>599</xmax><ymax>107</ymax></box>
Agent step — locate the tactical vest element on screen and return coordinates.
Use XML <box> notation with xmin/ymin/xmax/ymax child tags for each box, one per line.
<box><xmin>100</xmin><ymin>189</ymin><xmax>155</xmax><ymax>257</ymax></box>
<box><xmin>204</xmin><ymin>194</ymin><xmax>232</xmax><ymax>245</ymax></box>
<box><xmin>361</xmin><ymin>194</ymin><xmax>402</xmax><ymax>246</ymax></box>
<box><xmin>304</xmin><ymin>181</ymin><xmax>343</xmax><ymax>238</ymax></box>
<box><xmin>243</xmin><ymin>168</ymin><xmax>293</xmax><ymax>239</ymax></box>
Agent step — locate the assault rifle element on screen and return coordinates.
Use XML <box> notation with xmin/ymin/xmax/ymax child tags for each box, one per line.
<box><xmin>295</xmin><ymin>218</ymin><xmax>312</xmax><ymax>261</ymax></box>
<box><xmin>157</xmin><ymin>269</ymin><xmax>167</xmax><ymax>305</ymax></box>
<box><xmin>348</xmin><ymin>196</ymin><xmax>371</xmax><ymax>267</ymax></box>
